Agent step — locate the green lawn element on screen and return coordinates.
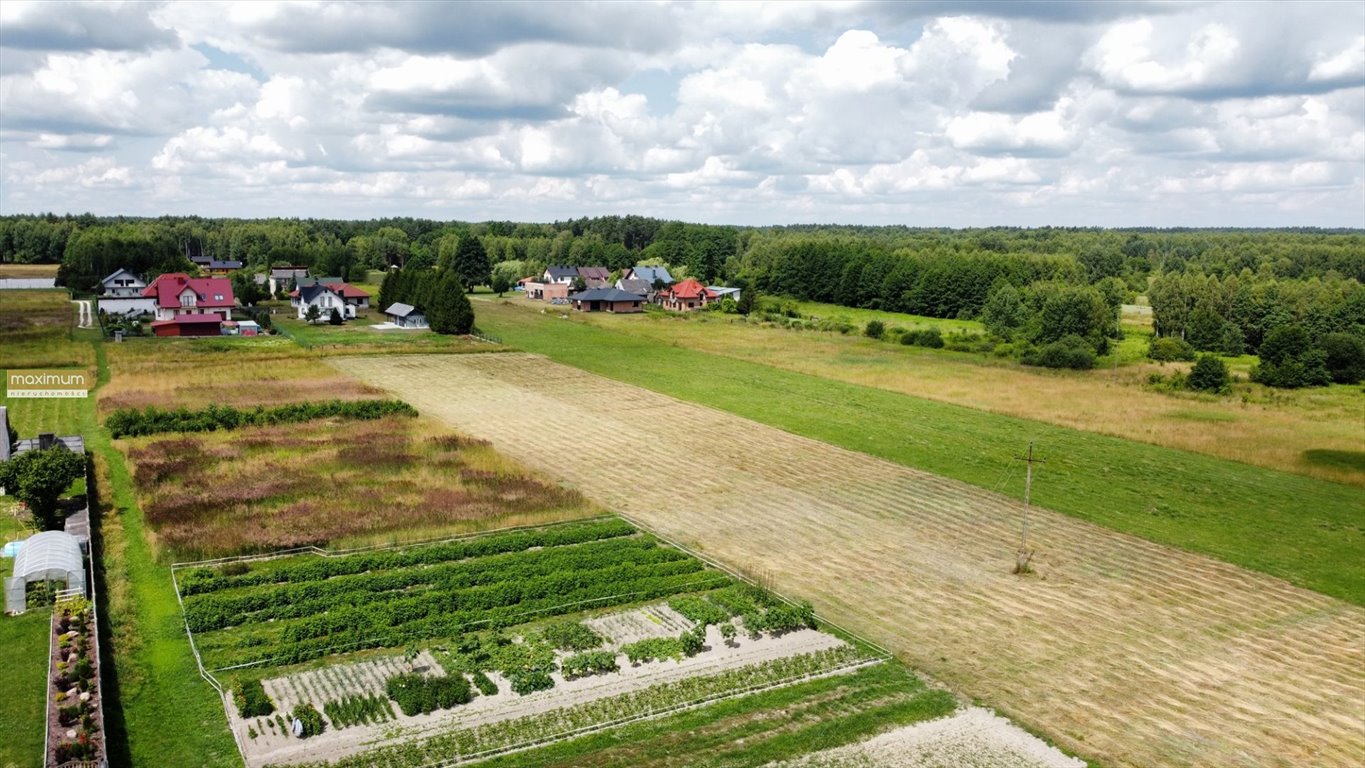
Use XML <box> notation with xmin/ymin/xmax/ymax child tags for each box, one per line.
<box><xmin>0</xmin><ymin>507</ymin><xmax>48</xmax><ymax>768</ymax></box>
<box><xmin>274</xmin><ymin>313</ymin><xmax>498</xmax><ymax>353</ymax></box>
<box><xmin>473</xmin><ymin>299</ymin><xmax>1365</xmax><ymax>606</ymax></box>
<box><xmin>87</xmin><ymin>342</ymin><xmax>240</xmax><ymax>768</ymax></box>
<box><xmin>785</xmin><ymin>298</ymin><xmax>986</xmax><ymax>334</ymax></box>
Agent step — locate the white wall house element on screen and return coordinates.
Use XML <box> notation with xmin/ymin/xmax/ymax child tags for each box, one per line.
<box><xmin>97</xmin><ymin>269</ymin><xmax>158</xmax><ymax>316</ymax></box>
<box><xmin>296</xmin><ymin>283</ymin><xmax>356</xmax><ymax>320</ymax></box>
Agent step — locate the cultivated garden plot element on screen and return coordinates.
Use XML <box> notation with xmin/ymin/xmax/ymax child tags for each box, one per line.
<box><xmin>173</xmin><ymin>519</ymin><xmax>878</xmax><ymax>768</ymax></box>
<box><xmin>771</xmin><ymin>707</ymin><xmax>1086</xmax><ymax>768</ymax></box>
<box><xmin>336</xmin><ymin>352</ymin><xmax>1365</xmax><ymax>768</ymax></box>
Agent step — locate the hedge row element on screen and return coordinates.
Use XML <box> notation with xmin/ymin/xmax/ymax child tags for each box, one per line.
<box><xmin>107</xmin><ymin>399</ymin><xmax>417</xmax><ymax>438</ymax></box>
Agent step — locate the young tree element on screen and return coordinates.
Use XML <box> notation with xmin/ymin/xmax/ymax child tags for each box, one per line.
<box><xmin>490</xmin><ymin>271</ymin><xmax>511</xmax><ymax>297</ymax></box>
<box><xmin>304</xmin><ymin>304</ymin><xmax>321</xmax><ymax>324</ymax></box>
<box><xmin>378</xmin><ymin>268</ymin><xmax>399</xmax><ymax>310</ymax></box>
<box><xmin>980</xmin><ymin>282</ymin><xmax>1025</xmax><ymax>340</ymax></box>
<box><xmin>864</xmin><ymin>320</ymin><xmax>885</xmax><ymax>339</ymax></box>
<box><xmin>328</xmin><ymin>307</ymin><xmax>343</xmax><ymax>325</ymax></box>
<box><xmin>1320</xmin><ymin>332</ymin><xmax>1365</xmax><ymax>384</ymax></box>
<box><xmin>1187</xmin><ymin>354</ymin><xmax>1231</xmax><ymax>393</ymax></box>
<box><xmin>0</xmin><ymin>448</ymin><xmax>86</xmax><ymax>530</ymax></box>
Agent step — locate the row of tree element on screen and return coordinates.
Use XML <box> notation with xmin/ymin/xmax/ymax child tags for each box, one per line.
<box><xmin>377</xmin><ymin>266</ymin><xmax>474</xmax><ymax>334</ymax></box>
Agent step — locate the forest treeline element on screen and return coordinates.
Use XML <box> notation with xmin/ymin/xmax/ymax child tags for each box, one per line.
<box><xmin>3</xmin><ymin>214</ymin><xmax>1362</xmax><ymax>383</ymax></box>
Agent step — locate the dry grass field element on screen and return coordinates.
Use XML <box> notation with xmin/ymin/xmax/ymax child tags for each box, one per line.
<box><xmin>0</xmin><ymin>263</ymin><xmax>60</xmax><ymax>278</ymax></box>
<box><xmin>119</xmin><ymin>415</ymin><xmax>594</xmax><ymax>559</ymax></box>
<box><xmin>473</xmin><ymin>299</ymin><xmax>1364</xmax><ymax>486</ymax></box>
<box><xmin>337</xmin><ymin>352</ymin><xmax>1365</xmax><ymax>768</ymax></box>
<box><xmin>99</xmin><ymin>338</ymin><xmax>385</xmax><ymax>412</ymax></box>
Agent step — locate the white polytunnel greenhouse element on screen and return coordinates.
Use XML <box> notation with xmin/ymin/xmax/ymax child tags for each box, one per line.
<box><xmin>4</xmin><ymin>530</ymin><xmax>86</xmax><ymax>615</ymax></box>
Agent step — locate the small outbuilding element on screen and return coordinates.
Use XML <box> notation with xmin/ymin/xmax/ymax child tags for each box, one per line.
<box><xmin>150</xmin><ymin>313</ymin><xmax>224</xmax><ymax>337</ymax></box>
<box><xmin>384</xmin><ymin>303</ymin><xmax>428</xmax><ymax>328</ymax></box>
<box><xmin>4</xmin><ymin>531</ymin><xmax>86</xmax><ymax>614</ymax></box>
<box><xmin>569</xmin><ymin>288</ymin><xmax>646</xmax><ymax>313</ymax></box>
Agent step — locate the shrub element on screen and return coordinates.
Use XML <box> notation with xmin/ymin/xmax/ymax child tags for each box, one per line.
<box><xmin>509</xmin><ymin>671</ymin><xmax>554</xmax><ymax>695</ymax></box>
<box><xmin>385</xmin><ymin>673</ymin><xmax>473</xmax><ymax>716</ymax></box>
<box><xmin>1022</xmin><ymin>335</ymin><xmax>1096</xmax><ymax>370</ymax></box>
<box><xmin>864</xmin><ymin>320</ymin><xmax>885</xmax><ymax>339</ymax></box>
<box><xmin>900</xmin><ymin>327</ymin><xmax>944</xmax><ymax>348</ymax></box>
<box><xmin>328</xmin><ymin>308</ymin><xmax>343</xmax><ymax>325</ymax></box>
<box><xmin>471</xmin><ymin>671</ymin><xmax>498</xmax><ymax>696</ymax></box>
<box><xmin>720</xmin><ymin>622</ymin><xmax>737</xmax><ymax>645</ymax></box>
<box><xmin>668</xmin><ymin>595</ymin><xmax>729</xmax><ymax>627</ymax></box>
<box><xmin>621</xmin><ymin>637</ymin><xmax>684</xmax><ymax>664</ymax></box>
<box><xmin>233</xmin><ymin>678</ymin><xmax>276</xmax><ymax>718</ymax></box>
<box><xmin>679</xmin><ymin>626</ymin><xmax>706</xmax><ymax>657</ymax></box>
<box><xmin>560</xmin><ymin>650</ymin><xmax>619</xmax><ymax>679</ymax></box>
<box><xmin>1187</xmin><ymin>355</ymin><xmax>1230</xmax><ymax>393</ymax></box>
<box><xmin>538</xmin><ymin>621</ymin><xmax>602</xmax><ymax>652</ymax></box>
<box><xmin>1320</xmin><ymin>332</ymin><xmax>1365</xmax><ymax>384</ymax></box>
<box><xmin>1148</xmin><ymin>336</ymin><xmax>1196</xmax><ymax>362</ymax></box>
<box><xmin>291</xmin><ymin>702</ymin><xmax>325</xmax><ymax>738</ymax></box>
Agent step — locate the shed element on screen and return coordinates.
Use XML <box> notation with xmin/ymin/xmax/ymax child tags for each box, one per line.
<box><xmin>5</xmin><ymin>531</ymin><xmax>85</xmax><ymax>614</ymax></box>
<box><xmin>384</xmin><ymin>303</ymin><xmax>428</xmax><ymax>328</ymax></box>
<box><xmin>150</xmin><ymin>313</ymin><xmax>224</xmax><ymax>337</ymax></box>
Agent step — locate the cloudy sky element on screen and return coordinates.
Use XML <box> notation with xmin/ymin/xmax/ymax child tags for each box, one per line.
<box><xmin>1</xmin><ymin>0</ymin><xmax>1362</xmax><ymax>226</ymax></box>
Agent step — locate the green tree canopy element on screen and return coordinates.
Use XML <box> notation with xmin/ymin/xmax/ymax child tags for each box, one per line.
<box><xmin>0</xmin><ymin>448</ymin><xmax>85</xmax><ymax>530</ymax></box>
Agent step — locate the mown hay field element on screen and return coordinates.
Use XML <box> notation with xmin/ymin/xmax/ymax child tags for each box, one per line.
<box><xmin>472</xmin><ymin>297</ymin><xmax>1365</xmax><ymax>486</ymax></box>
<box><xmin>337</xmin><ymin>352</ymin><xmax>1365</xmax><ymax>768</ymax></box>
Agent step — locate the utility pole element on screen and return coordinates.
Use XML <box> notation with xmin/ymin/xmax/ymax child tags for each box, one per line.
<box><xmin>1014</xmin><ymin>442</ymin><xmax>1044</xmax><ymax>574</ymax></box>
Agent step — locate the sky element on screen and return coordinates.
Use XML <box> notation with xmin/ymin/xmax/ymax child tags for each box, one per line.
<box><xmin>0</xmin><ymin>0</ymin><xmax>1362</xmax><ymax>227</ymax></box>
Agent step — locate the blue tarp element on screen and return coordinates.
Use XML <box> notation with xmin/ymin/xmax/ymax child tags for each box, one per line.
<box><xmin>2</xmin><ymin>541</ymin><xmax>23</xmax><ymax>558</ymax></box>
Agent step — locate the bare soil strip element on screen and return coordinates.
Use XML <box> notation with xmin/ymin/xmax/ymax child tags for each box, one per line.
<box><xmin>771</xmin><ymin>707</ymin><xmax>1086</xmax><ymax>768</ymax></box>
<box><xmin>335</xmin><ymin>353</ymin><xmax>1365</xmax><ymax>768</ymax></box>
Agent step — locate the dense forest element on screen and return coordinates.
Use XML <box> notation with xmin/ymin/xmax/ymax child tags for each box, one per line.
<box><xmin>3</xmin><ymin>214</ymin><xmax>1363</xmax><ymax>384</ymax></box>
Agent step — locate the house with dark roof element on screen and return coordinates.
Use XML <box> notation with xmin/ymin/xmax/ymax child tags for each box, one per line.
<box><xmin>576</xmin><ymin>266</ymin><xmax>611</xmax><ymax>288</ymax></box>
<box><xmin>542</xmin><ymin>266</ymin><xmax>580</xmax><ymax>284</ymax></box>
<box><xmin>569</xmin><ymin>287</ymin><xmax>646</xmax><ymax>313</ymax></box>
<box><xmin>205</xmin><ymin>260</ymin><xmax>243</xmax><ymax>276</ymax></box>
<box><xmin>98</xmin><ymin>269</ymin><xmax>158</xmax><ymax>316</ymax></box>
<box><xmin>660</xmin><ymin>278</ymin><xmax>717</xmax><ymax>312</ymax></box>
<box><xmin>615</xmin><ymin>277</ymin><xmax>655</xmax><ymax>301</ymax></box>
<box><xmin>384</xmin><ymin>303</ymin><xmax>428</xmax><ymax>328</ymax></box>
<box><xmin>141</xmin><ymin>273</ymin><xmax>235</xmax><ymax>322</ymax></box>
<box><xmin>292</xmin><ymin>281</ymin><xmax>371</xmax><ymax>319</ymax></box>
<box><xmin>623</xmin><ymin>265</ymin><xmax>673</xmax><ymax>286</ymax></box>
<box><xmin>268</xmin><ymin>266</ymin><xmax>311</xmax><ymax>295</ymax></box>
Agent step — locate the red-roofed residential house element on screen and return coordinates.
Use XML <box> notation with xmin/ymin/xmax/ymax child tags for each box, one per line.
<box><xmin>660</xmin><ymin>278</ymin><xmax>717</xmax><ymax>312</ymax></box>
<box><xmin>142</xmin><ymin>273</ymin><xmax>235</xmax><ymax>322</ymax></box>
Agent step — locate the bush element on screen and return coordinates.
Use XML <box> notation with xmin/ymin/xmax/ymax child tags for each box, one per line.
<box><xmin>864</xmin><ymin>320</ymin><xmax>885</xmax><ymax>339</ymax></box>
<box><xmin>1022</xmin><ymin>334</ymin><xmax>1096</xmax><ymax>370</ymax></box>
<box><xmin>471</xmin><ymin>670</ymin><xmax>498</xmax><ymax>696</ymax></box>
<box><xmin>900</xmin><ymin>327</ymin><xmax>944</xmax><ymax>348</ymax></box>
<box><xmin>1186</xmin><ymin>355</ymin><xmax>1230</xmax><ymax>393</ymax></box>
<box><xmin>328</xmin><ymin>308</ymin><xmax>343</xmax><ymax>325</ymax></box>
<box><xmin>1320</xmin><ymin>332</ymin><xmax>1365</xmax><ymax>384</ymax></box>
<box><xmin>679</xmin><ymin>626</ymin><xmax>706</xmax><ymax>657</ymax></box>
<box><xmin>1148</xmin><ymin>336</ymin><xmax>1196</xmax><ymax>362</ymax></box>
<box><xmin>538</xmin><ymin>621</ymin><xmax>602</xmax><ymax>652</ymax></box>
<box><xmin>291</xmin><ymin>702</ymin><xmax>325</xmax><ymax>738</ymax></box>
<box><xmin>0</xmin><ymin>447</ymin><xmax>85</xmax><ymax>530</ymax></box>
<box><xmin>621</xmin><ymin>637</ymin><xmax>684</xmax><ymax>664</ymax></box>
<box><xmin>384</xmin><ymin>673</ymin><xmax>473</xmax><ymax>716</ymax></box>
<box><xmin>560</xmin><ymin>650</ymin><xmax>619</xmax><ymax>679</ymax></box>
<box><xmin>232</xmin><ymin>679</ymin><xmax>274</xmax><ymax>720</ymax></box>
<box><xmin>668</xmin><ymin>595</ymin><xmax>730</xmax><ymax>627</ymax></box>
<box><xmin>509</xmin><ymin>671</ymin><xmax>554</xmax><ymax>695</ymax></box>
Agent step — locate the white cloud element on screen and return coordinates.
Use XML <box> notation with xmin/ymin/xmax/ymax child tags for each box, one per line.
<box><xmin>0</xmin><ymin>1</ymin><xmax>1361</xmax><ymax>225</ymax></box>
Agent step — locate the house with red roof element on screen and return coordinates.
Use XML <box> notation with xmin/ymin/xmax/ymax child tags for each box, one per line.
<box><xmin>660</xmin><ymin>278</ymin><xmax>717</xmax><ymax>312</ymax></box>
<box><xmin>142</xmin><ymin>273</ymin><xmax>235</xmax><ymax>322</ymax></box>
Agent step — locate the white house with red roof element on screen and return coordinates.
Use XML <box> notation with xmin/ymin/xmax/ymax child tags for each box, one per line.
<box><xmin>660</xmin><ymin>278</ymin><xmax>717</xmax><ymax>312</ymax></box>
<box><xmin>142</xmin><ymin>273</ymin><xmax>235</xmax><ymax>322</ymax></box>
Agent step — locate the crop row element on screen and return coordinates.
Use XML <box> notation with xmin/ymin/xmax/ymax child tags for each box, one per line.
<box><xmin>184</xmin><ymin>537</ymin><xmax>683</xmax><ymax>631</ymax></box>
<box><xmin>200</xmin><ymin>568</ymin><xmax>732</xmax><ymax>670</ymax></box>
<box><xmin>278</xmin><ymin>647</ymin><xmax>869</xmax><ymax>768</ymax></box>
<box><xmin>178</xmin><ymin>518</ymin><xmax>636</xmax><ymax>596</ymax></box>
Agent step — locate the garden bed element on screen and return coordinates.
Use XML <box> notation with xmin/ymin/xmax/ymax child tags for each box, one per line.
<box><xmin>45</xmin><ymin>599</ymin><xmax>105</xmax><ymax>767</ymax></box>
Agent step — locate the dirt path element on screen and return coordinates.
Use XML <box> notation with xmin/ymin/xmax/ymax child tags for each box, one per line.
<box><xmin>241</xmin><ymin>624</ymin><xmax>848</xmax><ymax>767</ymax></box>
<box><xmin>336</xmin><ymin>353</ymin><xmax>1365</xmax><ymax>768</ymax></box>
<box><xmin>72</xmin><ymin>299</ymin><xmax>92</xmax><ymax>328</ymax></box>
